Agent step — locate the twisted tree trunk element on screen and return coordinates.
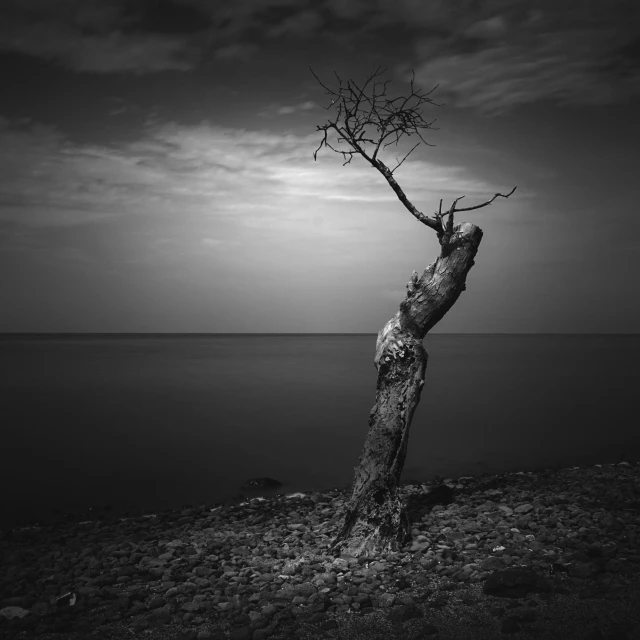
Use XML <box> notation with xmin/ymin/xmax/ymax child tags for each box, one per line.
<box><xmin>329</xmin><ymin>222</ymin><xmax>483</xmax><ymax>557</ymax></box>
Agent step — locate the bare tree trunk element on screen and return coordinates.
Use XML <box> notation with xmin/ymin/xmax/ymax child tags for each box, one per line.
<box><xmin>329</xmin><ymin>222</ymin><xmax>483</xmax><ymax>557</ymax></box>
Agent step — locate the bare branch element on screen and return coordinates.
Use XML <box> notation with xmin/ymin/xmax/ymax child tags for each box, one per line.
<box><xmin>310</xmin><ymin>65</ymin><xmax>444</xmax><ymax>232</ymax></box>
<box><xmin>449</xmin><ymin>195</ymin><xmax>465</xmax><ymax>213</ymax></box>
<box><xmin>389</xmin><ymin>141</ymin><xmax>421</xmax><ymax>175</ymax></box>
<box><xmin>453</xmin><ymin>186</ymin><xmax>518</xmax><ymax>213</ymax></box>
<box><xmin>446</xmin><ymin>208</ymin><xmax>454</xmax><ymax>234</ymax></box>
<box><xmin>310</xmin><ymin>66</ymin><xmax>516</xmax><ymax>239</ymax></box>
<box><xmin>309</xmin><ymin>67</ymin><xmax>343</xmax><ymax>102</ymax></box>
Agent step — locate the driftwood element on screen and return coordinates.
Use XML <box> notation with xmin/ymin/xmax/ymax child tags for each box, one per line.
<box><xmin>311</xmin><ymin>65</ymin><xmax>516</xmax><ymax>555</ymax></box>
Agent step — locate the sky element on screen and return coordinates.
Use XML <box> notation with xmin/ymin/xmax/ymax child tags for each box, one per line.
<box><xmin>1</xmin><ymin>0</ymin><xmax>639</xmax><ymax>334</ymax></box>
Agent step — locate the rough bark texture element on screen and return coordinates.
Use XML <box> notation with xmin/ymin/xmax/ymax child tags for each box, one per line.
<box><xmin>329</xmin><ymin>222</ymin><xmax>483</xmax><ymax>557</ymax></box>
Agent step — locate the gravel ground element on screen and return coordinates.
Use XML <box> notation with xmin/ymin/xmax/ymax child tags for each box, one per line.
<box><xmin>1</xmin><ymin>461</ymin><xmax>639</xmax><ymax>640</ymax></box>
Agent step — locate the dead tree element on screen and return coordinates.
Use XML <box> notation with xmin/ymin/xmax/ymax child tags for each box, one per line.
<box><xmin>310</xmin><ymin>65</ymin><xmax>516</xmax><ymax>557</ymax></box>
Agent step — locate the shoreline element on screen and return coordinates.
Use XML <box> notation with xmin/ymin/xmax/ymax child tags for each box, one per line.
<box><xmin>1</xmin><ymin>460</ymin><xmax>639</xmax><ymax>640</ymax></box>
<box><xmin>3</xmin><ymin>452</ymin><xmax>633</xmax><ymax>533</ymax></box>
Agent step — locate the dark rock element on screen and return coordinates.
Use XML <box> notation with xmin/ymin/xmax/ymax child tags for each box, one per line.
<box><xmin>578</xmin><ymin>584</ymin><xmax>601</xmax><ymax>599</ymax></box>
<box><xmin>229</xmin><ymin>626</ymin><xmax>252</xmax><ymax>640</ymax></box>
<box><xmin>302</xmin><ymin>612</ymin><xmax>326</xmax><ymax>624</ymax></box>
<box><xmin>241</xmin><ymin>478</ymin><xmax>283</xmax><ymax>490</ymax></box>
<box><xmin>419</xmin><ymin>622</ymin><xmax>439</xmax><ymax>635</ymax></box>
<box><xmin>250</xmin><ymin>616</ymin><xmax>270</xmax><ymax>630</ymax></box>
<box><xmin>483</xmin><ymin>568</ymin><xmax>552</xmax><ymax>599</ymax></box>
<box><xmin>501</xmin><ymin>616</ymin><xmax>521</xmax><ymax>633</ymax></box>
<box><xmin>430</xmin><ymin>594</ymin><xmax>449</xmax><ymax>609</ymax></box>
<box><xmin>1</xmin><ymin>462</ymin><xmax>639</xmax><ymax>640</ymax></box>
<box><xmin>427</xmin><ymin>483</ymin><xmax>455</xmax><ymax>504</ymax></box>
<box><xmin>515</xmin><ymin>609</ymin><xmax>538</xmax><ymax>623</ymax></box>
<box><xmin>387</xmin><ymin>603</ymin><xmax>423</xmax><ymax>623</ymax></box>
<box><xmin>320</xmin><ymin>619</ymin><xmax>338</xmax><ymax>630</ymax></box>
<box><xmin>551</xmin><ymin>560</ymin><xmax>572</xmax><ymax>574</ymax></box>
<box><xmin>568</xmin><ymin>561</ymin><xmax>600</xmax><ymax>578</ymax></box>
<box><xmin>406</xmin><ymin>484</ymin><xmax>455</xmax><ymax>520</ymax></box>
<box><xmin>354</xmin><ymin>595</ymin><xmax>372</xmax><ymax>608</ymax></box>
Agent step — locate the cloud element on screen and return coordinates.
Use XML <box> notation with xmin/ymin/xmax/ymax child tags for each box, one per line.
<box><xmin>324</xmin><ymin>0</ymin><xmax>371</xmax><ymax>20</ymax></box>
<box><xmin>202</xmin><ymin>237</ymin><xmax>223</xmax><ymax>247</ymax></box>
<box><xmin>212</xmin><ymin>42</ymin><xmax>259</xmax><ymax>61</ymax></box>
<box><xmin>0</xmin><ymin>18</ymin><xmax>195</xmax><ymax>73</ymax></box>
<box><xmin>402</xmin><ymin>2</ymin><xmax>640</xmax><ymax>114</ymax></box>
<box><xmin>0</xmin><ymin>0</ymin><xmax>214</xmax><ymax>73</ymax></box>
<box><xmin>258</xmin><ymin>101</ymin><xmax>317</xmax><ymax>118</ymax></box>
<box><xmin>264</xmin><ymin>9</ymin><xmax>324</xmax><ymax>38</ymax></box>
<box><xmin>407</xmin><ymin>40</ymin><xmax>628</xmax><ymax>115</ymax></box>
<box><xmin>0</xmin><ymin>114</ymin><xmax>510</xmax><ymax>264</ymax></box>
<box><xmin>276</xmin><ymin>101</ymin><xmax>316</xmax><ymax>115</ymax></box>
<box><xmin>0</xmin><ymin>0</ymin><xmax>325</xmax><ymax>73</ymax></box>
<box><xmin>464</xmin><ymin>16</ymin><xmax>507</xmax><ymax>39</ymax></box>
<box><xmin>105</xmin><ymin>93</ymin><xmax>148</xmax><ymax>117</ymax></box>
<box><xmin>0</xmin><ymin>0</ymin><xmax>638</xmax><ymax>117</ymax></box>
<box><xmin>212</xmin><ymin>0</ymin><xmax>640</xmax><ymax>114</ymax></box>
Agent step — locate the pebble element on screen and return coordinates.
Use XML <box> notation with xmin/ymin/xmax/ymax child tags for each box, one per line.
<box><xmin>1</xmin><ymin>461</ymin><xmax>639</xmax><ymax>639</ymax></box>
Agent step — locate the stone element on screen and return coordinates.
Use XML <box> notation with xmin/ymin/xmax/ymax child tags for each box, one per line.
<box><xmin>387</xmin><ymin>603</ymin><xmax>423</xmax><ymax>623</ymax></box>
<box><xmin>229</xmin><ymin>627</ymin><xmax>252</xmax><ymax>640</ymax></box>
<box><xmin>501</xmin><ymin>617</ymin><xmax>521</xmax><ymax>633</ymax></box>
<box><xmin>406</xmin><ymin>484</ymin><xmax>455</xmax><ymax>520</ymax></box>
<box><xmin>29</xmin><ymin>601</ymin><xmax>52</xmax><ymax>617</ymax></box>
<box><xmin>377</xmin><ymin>593</ymin><xmax>396</xmax><ymax>608</ymax></box>
<box><xmin>2</xmin><ymin>461</ymin><xmax>639</xmax><ymax>640</ymax></box>
<box><xmin>481</xmin><ymin>557</ymin><xmax>504</xmax><ymax>572</ymax></box>
<box><xmin>426</xmin><ymin>484</ymin><xmax>455</xmax><ymax>505</ymax></box>
<box><xmin>568</xmin><ymin>562</ymin><xmax>600</xmax><ymax>578</ymax></box>
<box><xmin>419</xmin><ymin>622</ymin><xmax>440</xmax><ymax>636</ymax></box>
<box><xmin>0</xmin><ymin>606</ymin><xmax>30</xmax><ymax>620</ymax></box>
<box><xmin>483</xmin><ymin>567</ymin><xmax>552</xmax><ymax>599</ymax></box>
<box><xmin>515</xmin><ymin>609</ymin><xmax>538</xmax><ymax>623</ymax></box>
<box><xmin>395</xmin><ymin>578</ymin><xmax>411</xmax><ymax>590</ymax></box>
<box><xmin>241</xmin><ymin>478</ymin><xmax>282</xmax><ymax>490</ymax></box>
<box><xmin>320</xmin><ymin>619</ymin><xmax>339</xmax><ymax>630</ymax></box>
<box><xmin>275</xmin><ymin>581</ymin><xmax>317</xmax><ymax>599</ymax></box>
<box><xmin>513</xmin><ymin>503</ymin><xmax>535</xmax><ymax>514</ymax></box>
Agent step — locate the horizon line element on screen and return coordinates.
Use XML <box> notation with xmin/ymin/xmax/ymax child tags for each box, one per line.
<box><xmin>1</xmin><ymin>332</ymin><xmax>639</xmax><ymax>337</ymax></box>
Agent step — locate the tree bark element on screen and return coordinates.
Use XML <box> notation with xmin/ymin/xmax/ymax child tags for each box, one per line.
<box><xmin>329</xmin><ymin>222</ymin><xmax>483</xmax><ymax>557</ymax></box>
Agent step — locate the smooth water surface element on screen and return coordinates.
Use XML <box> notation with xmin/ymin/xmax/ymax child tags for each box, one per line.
<box><xmin>2</xmin><ymin>334</ymin><xmax>638</xmax><ymax>528</ymax></box>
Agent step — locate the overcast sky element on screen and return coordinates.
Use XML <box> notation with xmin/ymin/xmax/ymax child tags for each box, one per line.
<box><xmin>1</xmin><ymin>0</ymin><xmax>639</xmax><ymax>333</ymax></box>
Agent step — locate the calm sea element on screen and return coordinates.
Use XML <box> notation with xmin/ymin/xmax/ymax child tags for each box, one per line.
<box><xmin>2</xmin><ymin>334</ymin><xmax>638</xmax><ymax>529</ymax></box>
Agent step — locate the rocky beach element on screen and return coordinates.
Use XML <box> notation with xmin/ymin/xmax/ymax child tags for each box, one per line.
<box><xmin>1</xmin><ymin>461</ymin><xmax>639</xmax><ymax>640</ymax></box>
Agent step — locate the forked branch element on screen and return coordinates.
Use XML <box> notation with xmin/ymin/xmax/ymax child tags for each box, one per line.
<box><xmin>310</xmin><ymin>66</ymin><xmax>516</xmax><ymax>240</ymax></box>
<box><xmin>434</xmin><ymin>186</ymin><xmax>517</xmax><ymax>243</ymax></box>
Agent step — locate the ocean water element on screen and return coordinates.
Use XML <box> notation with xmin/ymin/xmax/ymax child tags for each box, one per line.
<box><xmin>2</xmin><ymin>334</ymin><xmax>639</xmax><ymax>529</ymax></box>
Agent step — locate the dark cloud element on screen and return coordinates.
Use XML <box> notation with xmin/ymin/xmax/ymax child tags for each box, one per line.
<box><xmin>73</xmin><ymin>2</ymin><xmax>123</xmax><ymax>35</ymax></box>
<box><xmin>0</xmin><ymin>0</ymin><xmax>638</xmax><ymax>114</ymax></box>
<box><xmin>120</xmin><ymin>0</ymin><xmax>213</xmax><ymax>35</ymax></box>
<box><xmin>598</xmin><ymin>36</ymin><xmax>640</xmax><ymax>81</ymax></box>
<box><xmin>0</xmin><ymin>0</ymin><xmax>214</xmax><ymax>72</ymax></box>
<box><xmin>398</xmin><ymin>1</ymin><xmax>640</xmax><ymax>114</ymax></box>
